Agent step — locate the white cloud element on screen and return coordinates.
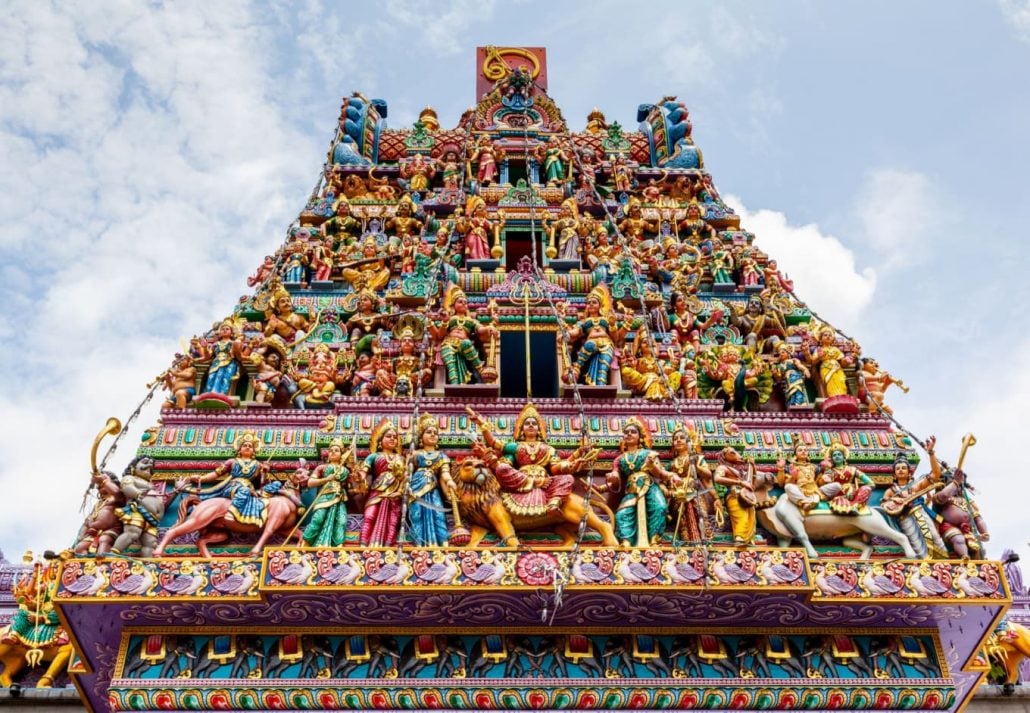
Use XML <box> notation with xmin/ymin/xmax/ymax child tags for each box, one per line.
<box><xmin>853</xmin><ymin>169</ymin><xmax>943</xmax><ymax>270</ymax></box>
<box><xmin>728</xmin><ymin>195</ymin><xmax>877</xmax><ymax>332</ymax></box>
<box><xmin>1000</xmin><ymin>0</ymin><xmax>1030</xmax><ymax>42</ymax></box>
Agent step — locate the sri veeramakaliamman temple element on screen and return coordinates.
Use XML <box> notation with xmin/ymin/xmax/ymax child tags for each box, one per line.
<box><xmin>7</xmin><ymin>46</ymin><xmax>1029</xmax><ymax>713</ymax></box>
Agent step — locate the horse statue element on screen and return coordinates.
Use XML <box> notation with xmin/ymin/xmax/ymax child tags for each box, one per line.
<box><xmin>760</xmin><ymin>496</ymin><xmax>916</xmax><ymax>559</ymax></box>
<box><xmin>449</xmin><ymin>456</ymin><xmax>618</xmax><ymax>548</ymax></box>
<box><xmin>153</xmin><ymin>477</ymin><xmax>303</xmax><ymax>558</ymax></box>
<box><xmin>986</xmin><ymin>620</ymin><xmax>1030</xmax><ymax>693</ymax></box>
<box><xmin>0</xmin><ymin>558</ymin><xmax>73</xmax><ymax>689</ymax></box>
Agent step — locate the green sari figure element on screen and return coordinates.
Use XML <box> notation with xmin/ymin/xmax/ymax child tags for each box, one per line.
<box><xmin>610</xmin><ymin>417</ymin><xmax>677</xmax><ymax>547</ymax></box>
<box><xmin>299</xmin><ymin>438</ymin><xmax>353</xmax><ymax>547</ymax></box>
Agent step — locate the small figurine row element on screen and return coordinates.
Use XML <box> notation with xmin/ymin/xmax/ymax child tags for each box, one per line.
<box><xmin>74</xmin><ymin>405</ymin><xmax>987</xmax><ymax>562</ymax></box>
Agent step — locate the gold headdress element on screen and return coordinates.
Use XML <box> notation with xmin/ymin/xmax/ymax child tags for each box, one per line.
<box><xmin>586</xmin><ymin>283</ymin><xmax>613</xmax><ymax>317</ymax></box>
<box><xmin>685</xmin><ymin>198</ymin><xmax>703</xmax><ymax>216</ymax></box>
<box><xmin>396</xmin><ymin>326</ymin><xmax>416</xmax><ymax>340</ymax></box>
<box><xmin>621</xmin><ymin>416</ymin><xmax>652</xmax><ymax>450</ymax></box>
<box><xmin>357</xmin><ymin>288</ymin><xmax>379</xmax><ymax>306</ymax></box>
<box><xmin>588</xmin><ymin>107</ymin><xmax>605</xmax><ymax>121</ymax></box>
<box><xmin>416</xmin><ymin>413</ymin><xmax>438</xmax><ymax>442</ymax></box>
<box><xmin>823</xmin><ymin>436</ymin><xmax>849</xmax><ymax>463</ymax></box>
<box><xmin>672</xmin><ymin>422</ymin><xmax>701</xmax><ymax>453</ymax></box>
<box><xmin>369</xmin><ymin>418</ymin><xmax>397</xmax><ymax>454</ymax></box>
<box><xmin>361</xmin><ymin>236</ymin><xmax>379</xmax><ymax>251</ymax></box>
<box><xmin>328</xmin><ymin>436</ymin><xmax>346</xmax><ymax>451</ymax></box>
<box><xmin>418</xmin><ymin>106</ymin><xmax>440</xmax><ymax>132</ymax></box>
<box><xmin>560</xmin><ymin>197</ymin><xmax>579</xmax><ymax>220</ymax></box>
<box><xmin>514</xmin><ymin>402</ymin><xmax>547</xmax><ymax>441</ymax></box>
<box><xmin>465</xmin><ymin>195</ymin><xmax>487</xmax><ymax>216</ymax></box>
<box><xmin>443</xmin><ymin>283</ymin><xmax>467</xmax><ymax>312</ymax></box>
<box><xmin>332</xmin><ymin>196</ymin><xmax>350</xmax><ymax>211</ymax></box>
<box><xmin>234</xmin><ymin>430</ymin><xmax>262</xmax><ymax>455</ymax></box>
<box><xmin>398</xmin><ymin>192</ymin><xmax>416</xmax><ymax>210</ymax></box>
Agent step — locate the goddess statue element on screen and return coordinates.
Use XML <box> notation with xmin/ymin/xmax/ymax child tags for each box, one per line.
<box><xmin>818</xmin><ymin>440</ymin><xmax>873</xmax><ymax>515</ymax></box>
<box><xmin>806</xmin><ymin>326</ymin><xmax>854</xmax><ymax>399</ymax></box>
<box><xmin>667</xmin><ymin>426</ymin><xmax>718</xmax><ymax>544</ymax></box>
<box><xmin>358</xmin><ymin>419</ymin><xmax>407</xmax><ymax>547</ymax></box>
<box><xmin>201</xmin><ymin>320</ymin><xmax>249</xmax><ymax>395</ymax></box>
<box><xmin>191</xmin><ymin>431</ymin><xmax>278</xmax><ymax>528</ymax></box>
<box><xmin>408</xmin><ymin>414</ymin><xmax>455</xmax><ymax>547</ymax></box>
<box><xmin>340</xmin><ymin>237</ymin><xmax>391</xmax><ymax>292</ymax></box>
<box><xmin>297</xmin><ymin>438</ymin><xmax>353</xmax><ymax>547</ymax></box>
<box><xmin>607</xmin><ymin>417</ymin><xmax>677</xmax><ymax>547</ymax></box>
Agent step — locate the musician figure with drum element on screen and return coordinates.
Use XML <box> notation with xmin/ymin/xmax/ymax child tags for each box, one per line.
<box><xmin>713</xmin><ymin>446</ymin><xmax>758</xmax><ymax>546</ymax></box>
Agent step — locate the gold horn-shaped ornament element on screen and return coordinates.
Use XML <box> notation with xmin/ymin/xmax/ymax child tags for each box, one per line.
<box><xmin>90</xmin><ymin>417</ymin><xmax>122</xmax><ymax>475</ymax></box>
<box><xmin>956</xmin><ymin>433</ymin><xmax>977</xmax><ymax>472</ymax></box>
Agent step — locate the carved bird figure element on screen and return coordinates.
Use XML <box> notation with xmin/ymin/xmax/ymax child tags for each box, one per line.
<box><xmin>62</xmin><ymin>561</ymin><xmax>108</xmax><ymax>597</ymax></box>
<box><xmin>211</xmin><ymin>563</ymin><xmax>258</xmax><ymax>595</ymax></box>
<box><xmin>907</xmin><ymin>563</ymin><xmax>949</xmax><ymax>598</ymax></box>
<box><xmin>617</xmin><ymin>550</ymin><xmax>662</xmax><ymax>583</ymax></box>
<box><xmin>320</xmin><ymin>553</ymin><xmax>362</xmax><ymax>586</ymax></box>
<box><xmin>955</xmin><ymin>565</ymin><xmax>997</xmax><ymax>598</ymax></box>
<box><xmin>759</xmin><ymin>551</ymin><xmax>803</xmax><ymax>585</ymax></box>
<box><xmin>711</xmin><ymin>552</ymin><xmax>755</xmax><ymax>585</ymax></box>
<box><xmin>270</xmin><ymin>551</ymin><xmax>315</xmax><ymax>586</ymax></box>
<box><xmin>365</xmin><ymin>558</ymin><xmax>411</xmax><ymax>585</ymax></box>
<box><xmin>110</xmin><ymin>562</ymin><xmax>156</xmax><ymax>596</ymax></box>
<box><xmin>572</xmin><ymin>550</ymin><xmax>614</xmax><ymax>584</ymax></box>
<box><xmin>813</xmin><ymin>563</ymin><xmax>857</xmax><ymax>596</ymax></box>
<box><xmin>860</xmin><ymin>563</ymin><xmax>904</xmax><ymax>596</ymax></box>
<box><xmin>411</xmin><ymin>550</ymin><xmax>458</xmax><ymax>584</ymax></box>
<box><xmin>663</xmin><ymin>551</ymin><xmax>705</xmax><ymax>585</ymax></box>
<box><xmin>160</xmin><ymin>562</ymin><xmax>207</xmax><ymax>596</ymax></box>
<box><xmin>459</xmin><ymin>552</ymin><xmax>504</xmax><ymax>584</ymax></box>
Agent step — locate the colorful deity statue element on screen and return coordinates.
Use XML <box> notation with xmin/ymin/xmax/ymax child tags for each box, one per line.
<box><xmin>468</xmin><ymin>136</ymin><xmax>500</xmax><ymax>186</ymax></box>
<box><xmin>429</xmin><ymin>285</ymin><xmax>499</xmax><ymax>384</ymax></box>
<box><xmin>358</xmin><ymin>419</ymin><xmax>407</xmax><ymax>547</ymax></box>
<box><xmin>455</xmin><ymin>197</ymin><xmax>505</xmax><ymax>261</ymax></box>
<box><xmin>736</xmin><ymin>247</ymin><xmax>762</xmax><ymax>289</ymax></box>
<box><xmin>611</xmin><ymin>156</ymin><xmax>634</xmax><ymax>193</ymax></box>
<box><xmin>73</xmin><ymin>468</ymin><xmax>126</xmax><ymax>556</ymax></box>
<box><xmin>775</xmin><ymin>438</ymin><xmax>835</xmax><ymax>512</ymax></box>
<box><xmin>282</xmin><ymin>239</ymin><xmax>310</xmax><ymax>284</ymax></box>
<box><xmin>771</xmin><ymin>343</ymin><xmax>812</xmax><ymax>408</ymax></box>
<box><xmin>310</xmin><ymin>236</ymin><xmax>335</xmax><ymax>282</ymax></box>
<box><xmin>668</xmin><ymin>333</ymin><xmax>699</xmax><ymax>399</ymax></box>
<box><xmin>617</xmin><ymin>200</ymin><xmax>657</xmax><ymax>244</ymax></box>
<box><xmin>858</xmin><ymin>357</ymin><xmax>909</xmax><ymax>415</ymax></box>
<box><xmin>292</xmin><ymin>343</ymin><xmax>337</xmax><ymax>408</ymax></box>
<box><xmin>697</xmin><ymin>345</ymin><xmax>773</xmax><ymax>411</ymax></box>
<box><xmin>585</xmin><ymin>107</ymin><xmax>608</xmax><ymax>134</ymax></box>
<box><xmin>201</xmin><ymin>319</ymin><xmax>250</xmax><ymax>395</ymax></box>
<box><xmin>621</xmin><ymin>327</ymin><xmax>680</xmax><ymax>401</ymax></box>
<box><xmin>263</xmin><ymin>285</ymin><xmax>312</xmax><ymax>343</ymax></box>
<box><xmin>375</xmin><ymin>326</ymin><xmax>433</xmax><ymax>397</ymax></box>
<box><xmin>190</xmin><ymin>431</ymin><xmax>280</xmax><ymax>528</ymax></box>
<box><xmin>713</xmin><ymin>446</ymin><xmax>758</xmax><ymax>545</ymax></box>
<box><xmin>608</xmin><ymin>417</ymin><xmax>677</xmax><ymax>547</ymax></box>
<box><xmin>731</xmin><ymin>294</ymin><xmax>785</xmax><ymax>353</ymax></box>
<box><xmin>584</xmin><ymin>225</ymin><xmax>618</xmax><ymax>281</ymax></box>
<box><xmin>678</xmin><ymin>200</ymin><xmax>717</xmax><ymax>248</ymax></box>
<box><xmin>399</xmin><ymin>153</ymin><xmax>436</xmax><ymax>192</ymax></box>
<box><xmin>467</xmin><ymin>403</ymin><xmax>595</xmax><ymax>517</ymax></box>
<box><xmin>537</xmin><ymin>137</ymin><xmax>570</xmax><ymax>186</ymax></box>
<box><xmin>161</xmin><ymin>353</ymin><xmax>197</xmax><ymax>409</ymax></box>
<box><xmin>440</xmin><ymin>150</ymin><xmax>462</xmax><ymax>191</ymax></box>
<box><xmin>668</xmin><ymin>291</ymin><xmax>713</xmax><ymax>349</ymax></box>
<box><xmin>408</xmin><ymin>414</ymin><xmax>454</xmax><ymax>547</ymax></box>
<box><xmin>111</xmin><ymin>457</ymin><xmax>173</xmax><ymax>558</ymax></box>
<box><xmin>341</xmin><ymin>237</ymin><xmax>391</xmax><ymax>292</ymax></box>
<box><xmin>543</xmin><ymin>198</ymin><xmax>583</xmax><ymax>261</ymax></box>
<box><xmin>321</xmin><ymin>197</ymin><xmax>361</xmax><ymax>248</ymax></box>
<box><xmin>818</xmin><ymin>440</ymin><xmax>874</xmax><ymax>515</ymax></box>
<box><xmin>880</xmin><ymin>439</ymin><xmax>948</xmax><ymax>559</ymax></box>
<box><xmin>806</xmin><ymin>326</ymin><xmax>854</xmax><ymax>399</ymax></box>
<box><xmin>0</xmin><ymin>559</ymin><xmax>72</xmax><ymax>689</ymax></box>
<box><xmin>385</xmin><ymin>195</ymin><xmax>424</xmax><ymax>244</ymax></box>
<box><xmin>350</xmin><ymin>349</ymin><xmax>383</xmax><ymax>397</ymax></box>
<box><xmin>930</xmin><ymin>458</ymin><xmax>989</xmax><ymax>558</ymax></box>
<box><xmin>667</xmin><ymin>425</ymin><xmax>718</xmax><ymax>543</ymax></box>
<box><xmin>247</xmin><ymin>254</ymin><xmax>276</xmax><ymax>288</ymax></box>
<box><xmin>560</xmin><ymin>284</ymin><xmax>632</xmax><ymax>387</ymax></box>
<box><xmin>298</xmin><ymin>437</ymin><xmax>354</xmax><ymax>547</ymax></box>
<box><xmin>250</xmin><ymin>336</ymin><xmax>291</xmax><ymax>404</ymax></box>
<box><xmin>709</xmin><ymin>243</ymin><xmax>735</xmax><ymax>286</ymax></box>
<box><xmin>346</xmin><ymin>290</ymin><xmax>391</xmax><ymax>342</ymax></box>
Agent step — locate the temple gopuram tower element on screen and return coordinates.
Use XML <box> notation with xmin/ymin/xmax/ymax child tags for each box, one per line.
<box><xmin>30</xmin><ymin>47</ymin><xmax>1015</xmax><ymax>712</ymax></box>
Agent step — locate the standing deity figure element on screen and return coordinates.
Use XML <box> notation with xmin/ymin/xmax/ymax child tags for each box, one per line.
<box><xmin>609</xmin><ymin>417</ymin><xmax>677</xmax><ymax>547</ymax></box>
<box><xmin>667</xmin><ymin>426</ymin><xmax>719</xmax><ymax>543</ymax></box>
<box><xmin>263</xmin><ymin>286</ymin><xmax>312</xmax><ymax>343</ymax></box>
<box><xmin>713</xmin><ymin>446</ymin><xmax>758</xmax><ymax>545</ymax></box>
<box><xmin>806</xmin><ymin>326</ymin><xmax>854</xmax><ymax>399</ymax></box>
<box><xmin>201</xmin><ymin>320</ymin><xmax>249</xmax><ymax>395</ymax></box>
<box><xmin>771</xmin><ymin>343</ymin><xmax>812</xmax><ymax>408</ymax></box>
<box><xmin>818</xmin><ymin>440</ymin><xmax>873</xmax><ymax>515</ymax></box>
<box><xmin>345</xmin><ymin>290</ymin><xmax>391</xmax><ymax>342</ymax></box>
<box><xmin>858</xmin><ymin>357</ymin><xmax>909</xmax><ymax>415</ymax></box>
<box><xmin>611</xmin><ymin>156</ymin><xmax>634</xmax><ymax>193</ymax></box>
<box><xmin>73</xmin><ymin>469</ymin><xmax>126</xmax><ymax>555</ymax></box>
<box><xmin>161</xmin><ymin>354</ymin><xmax>197</xmax><ymax>409</ymax></box>
<box><xmin>358</xmin><ymin>420</ymin><xmax>407</xmax><ymax>547</ymax></box>
<box><xmin>385</xmin><ymin>195</ymin><xmax>424</xmax><ymax>244</ymax></box>
<box><xmin>537</xmin><ymin>137</ymin><xmax>570</xmax><ymax>186</ymax></box>
<box><xmin>697</xmin><ymin>344</ymin><xmax>772</xmax><ymax>412</ymax></box>
<box><xmin>440</xmin><ymin>150</ymin><xmax>462</xmax><ymax>191</ymax></box>
<box><xmin>250</xmin><ymin>337</ymin><xmax>291</xmax><ymax>404</ymax></box>
<box><xmin>407</xmin><ymin>414</ymin><xmax>455</xmax><ymax>547</ymax></box>
<box><xmin>112</xmin><ymin>457</ymin><xmax>174</xmax><ymax>558</ymax></box>
<box><xmin>736</xmin><ymin>248</ymin><xmax>762</xmax><ymax>288</ymax></box>
<box><xmin>400</xmin><ymin>153</ymin><xmax>436</xmax><ymax>192</ymax></box>
<box><xmin>310</xmin><ymin>236</ymin><xmax>336</xmax><ymax>282</ymax></box>
<box><xmin>930</xmin><ymin>457</ymin><xmax>989</xmax><ymax>558</ymax></box>
<box><xmin>678</xmin><ymin>200</ymin><xmax>717</xmax><ymax>248</ymax></box>
<box><xmin>321</xmin><ymin>197</ymin><xmax>361</xmax><ymax>248</ymax></box>
<box><xmin>560</xmin><ymin>285</ymin><xmax>632</xmax><ymax>387</ymax></box>
<box><xmin>468</xmin><ymin>137</ymin><xmax>500</xmax><ymax>186</ymax></box>
<box><xmin>467</xmin><ymin>403</ymin><xmax>594</xmax><ymax>517</ymax></box>
<box><xmin>455</xmin><ymin>197</ymin><xmax>505</xmax><ymax>262</ymax></box>
<box><xmin>584</xmin><ymin>226</ymin><xmax>618</xmax><ymax>282</ymax></box>
<box><xmin>375</xmin><ymin>327</ymin><xmax>433</xmax><ymax>397</ymax></box>
<box><xmin>247</xmin><ymin>255</ymin><xmax>277</xmax><ymax>288</ymax></box>
<box><xmin>429</xmin><ymin>285</ymin><xmax>499</xmax><ymax>385</ymax></box>
<box><xmin>282</xmin><ymin>239</ymin><xmax>309</xmax><ymax>284</ymax></box>
<box><xmin>621</xmin><ymin>328</ymin><xmax>680</xmax><ymax>401</ymax></box>
<box><xmin>543</xmin><ymin>198</ymin><xmax>583</xmax><ymax>261</ymax></box>
<box><xmin>298</xmin><ymin>438</ymin><xmax>353</xmax><ymax>547</ymax></box>
<box><xmin>879</xmin><ymin>439</ymin><xmax>947</xmax><ymax>559</ymax></box>
<box><xmin>617</xmin><ymin>200</ymin><xmax>657</xmax><ymax>244</ymax></box>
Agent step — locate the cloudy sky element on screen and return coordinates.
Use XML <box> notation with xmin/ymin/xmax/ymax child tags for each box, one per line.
<box><xmin>1</xmin><ymin>1</ymin><xmax>1028</xmax><ymax>563</ymax></box>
